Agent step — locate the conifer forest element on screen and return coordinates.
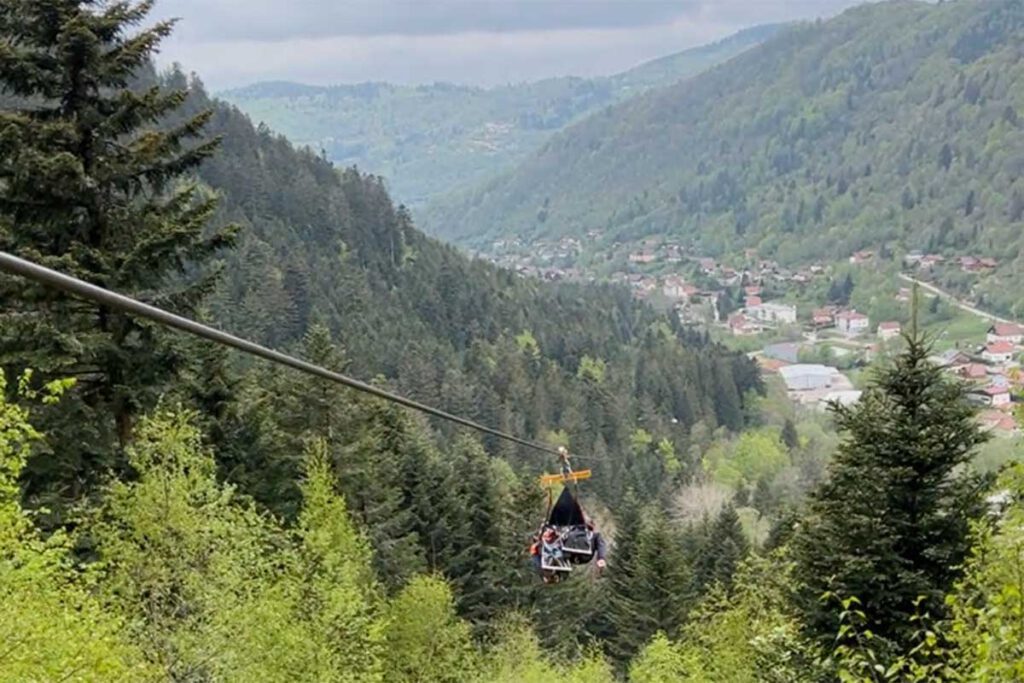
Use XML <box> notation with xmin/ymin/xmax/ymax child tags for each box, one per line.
<box><xmin>1</xmin><ymin>1</ymin><xmax>1023</xmax><ymax>681</ymax></box>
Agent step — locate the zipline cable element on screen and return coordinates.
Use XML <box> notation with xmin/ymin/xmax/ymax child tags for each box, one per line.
<box><xmin>0</xmin><ymin>250</ymin><xmax>572</xmax><ymax>458</ymax></box>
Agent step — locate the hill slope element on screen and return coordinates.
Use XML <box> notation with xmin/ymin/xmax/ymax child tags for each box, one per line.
<box><xmin>218</xmin><ymin>25</ymin><xmax>779</xmax><ymax>206</ymax></box>
<box><xmin>185</xmin><ymin>80</ymin><xmax>760</xmax><ymax>504</ymax></box>
<box><xmin>426</xmin><ymin>0</ymin><xmax>1024</xmax><ymax>313</ymax></box>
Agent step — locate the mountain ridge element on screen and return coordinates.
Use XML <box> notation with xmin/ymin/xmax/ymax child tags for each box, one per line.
<box><xmin>424</xmin><ymin>0</ymin><xmax>1024</xmax><ymax>314</ymax></box>
<box><xmin>217</xmin><ymin>24</ymin><xmax>781</xmax><ymax>206</ymax></box>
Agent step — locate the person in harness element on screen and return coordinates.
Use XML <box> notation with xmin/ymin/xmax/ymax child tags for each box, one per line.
<box><xmin>529</xmin><ymin>515</ymin><xmax>607</xmax><ymax>582</ymax></box>
<box><xmin>530</xmin><ymin>448</ymin><xmax>607</xmax><ymax>582</ymax></box>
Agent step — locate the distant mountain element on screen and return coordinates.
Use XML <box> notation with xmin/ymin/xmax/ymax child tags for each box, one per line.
<box><xmin>426</xmin><ymin>0</ymin><xmax>1024</xmax><ymax>315</ymax></box>
<box><xmin>218</xmin><ymin>25</ymin><xmax>780</xmax><ymax>207</ymax></box>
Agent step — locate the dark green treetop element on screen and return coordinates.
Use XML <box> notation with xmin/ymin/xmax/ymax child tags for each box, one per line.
<box><xmin>0</xmin><ymin>0</ymin><xmax>233</xmax><ymax>505</ymax></box>
<box><xmin>793</xmin><ymin>331</ymin><xmax>988</xmax><ymax>652</ymax></box>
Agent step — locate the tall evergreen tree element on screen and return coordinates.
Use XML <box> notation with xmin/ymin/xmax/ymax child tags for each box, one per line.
<box><xmin>793</xmin><ymin>333</ymin><xmax>988</xmax><ymax>651</ymax></box>
<box><xmin>692</xmin><ymin>503</ymin><xmax>749</xmax><ymax>596</ymax></box>
<box><xmin>0</xmin><ymin>0</ymin><xmax>233</xmax><ymax>506</ymax></box>
<box><xmin>781</xmin><ymin>418</ymin><xmax>799</xmax><ymax>452</ymax></box>
<box><xmin>607</xmin><ymin>499</ymin><xmax>692</xmax><ymax>664</ymax></box>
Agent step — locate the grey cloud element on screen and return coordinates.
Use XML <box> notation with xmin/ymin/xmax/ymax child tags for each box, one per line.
<box><xmin>154</xmin><ymin>0</ymin><xmax>700</xmax><ymax>42</ymax></box>
<box><xmin>150</xmin><ymin>0</ymin><xmax>870</xmax><ymax>89</ymax></box>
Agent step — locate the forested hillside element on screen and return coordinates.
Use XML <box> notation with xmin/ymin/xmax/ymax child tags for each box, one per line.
<box><xmin>4</xmin><ymin>2</ymin><xmax>1024</xmax><ymax>681</ymax></box>
<box><xmin>192</xmin><ymin>83</ymin><xmax>760</xmax><ymax>511</ymax></box>
<box><xmin>427</xmin><ymin>0</ymin><xmax>1024</xmax><ymax>311</ymax></box>
<box><xmin>219</xmin><ymin>25</ymin><xmax>778</xmax><ymax>206</ymax></box>
<box><xmin>0</xmin><ymin>1</ymin><xmax>768</xmax><ymax>676</ymax></box>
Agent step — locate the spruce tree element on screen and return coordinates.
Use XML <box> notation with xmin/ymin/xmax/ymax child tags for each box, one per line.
<box><xmin>692</xmin><ymin>503</ymin><xmax>749</xmax><ymax>596</ymax></box>
<box><xmin>781</xmin><ymin>418</ymin><xmax>799</xmax><ymax>451</ymax></box>
<box><xmin>793</xmin><ymin>332</ymin><xmax>988</xmax><ymax>650</ymax></box>
<box><xmin>0</xmin><ymin>0</ymin><xmax>233</xmax><ymax>505</ymax></box>
<box><xmin>607</xmin><ymin>500</ymin><xmax>692</xmax><ymax>664</ymax></box>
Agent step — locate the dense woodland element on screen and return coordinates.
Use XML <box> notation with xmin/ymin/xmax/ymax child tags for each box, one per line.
<box><xmin>1</xmin><ymin>1</ymin><xmax>1024</xmax><ymax>681</ymax></box>
<box><xmin>220</xmin><ymin>25</ymin><xmax>777</xmax><ymax>207</ymax></box>
<box><xmin>428</xmin><ymin>0</ymin><xmax>1024</xmax><ymax>315</ymax></box>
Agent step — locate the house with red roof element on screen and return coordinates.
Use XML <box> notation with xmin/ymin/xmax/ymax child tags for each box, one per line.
<box><xmin>987</xmin><ymin>323</ymin><xmax>1024</xmax><ymax>345</ymax></box>
<box><xmin>812</xmin><ymin>308</ymin><xmax>834</xmax><ymax>327</ymax></box>
<box><xmin>937</xmin><ymin>349</ymin><xmax>971</xmax><ymax>370</ymax></box>
<box><xmin>982</xmin><ymin>341</ymin><xmax>1015</xmax><ymax>365</ymax></box>
<box><xmin>835</xmin><ymin>310</ymin><xmax>869</xmax><ymax>337</ymax></box>
<box><xmin>959</xmin><ymin>363</ymin><xmax>989</xmax><ymax>381</ymax></box>
<box><xmin>756</xmin><ymin>357</ymin><xmax>791</xmax><ymax>374</ymax></box>
<box><xmin>968</xmin><ymin>385</ymin><xmax>1012</xmax><ymax>408</ymax></box>
<box><xmin>728</xmin><ymin>313</ymin><xmax>761</xmax><ymax>336</ymax></box>
<box><xmin>877</xmin><ymin>321</ymin><xmax>901</xmax><ymax>341</ymax></box>
<box><xmin>978</xmin><ymin>409</ymin><xmax>1019</xmax><ymax>436</ymax></box>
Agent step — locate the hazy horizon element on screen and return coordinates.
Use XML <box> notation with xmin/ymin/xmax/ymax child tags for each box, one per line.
<box><xmin>152</xmin><ymin>0</ymin><xmax>869</xmax><ymax>90</ymax></box>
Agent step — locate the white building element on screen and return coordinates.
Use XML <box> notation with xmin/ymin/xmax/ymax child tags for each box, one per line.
<box><xmin>779</xmin><ymin>364</ymin><xmax>844</xmax><ymax>391</ymax></box>
<box><xmin>629</xmin><ymin>250</ymin><xmax>656</xmax><ymax>264</ymax></box>
<box><xmin>968</xmin><ymin>385</ymin><xmax>1012</xmax><ymax>408</ymax></box>
<box><xmin>835</xmin><ymin>311</ymin><xmax>870</xmax><ymax>337</ymax></box>
<box><xmin>818</xmin><ymin>390</ymin><xmax>863</xmax><ymax>410</ymax></box>
<box><xmin>662</xmin><ymin>276</ymin><xmax>688</xmax><ymax>300</ymax></box>
<box><xmin>746</xmin><ymin>301</ymin><xmax>798</xmax><ymax>325</ymax></box>
<box><xmin>982</xmin><ymin>342</ymin><xmax>1015</xmax><ymax>365</ymax></box>
<box><xmin>987</xmin><ymin>323</ymin><xmax>1024</xmax><ymax>345</ymax></box>
<box><xmin>877</xmin><ymin>321</ymin><xmax>901</xmax><ymax>341</ymax></box>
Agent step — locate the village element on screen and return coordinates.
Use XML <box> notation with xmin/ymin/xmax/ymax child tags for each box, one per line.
<box><xmin>480</xmin><ymin>236</ymin><xmax>1018</xmax><ymax>437</ymax></box>
<box><xmin>757</xmin><ymin>321</ymin><xmax>1023</xmax><ymax>438</ymax></box>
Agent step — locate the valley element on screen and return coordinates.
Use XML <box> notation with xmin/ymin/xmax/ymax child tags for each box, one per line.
<box><xmin>3</xmin><ymin>0</ymin><xmax>1024</xmax><ymax>680</ymax></box>
<box><xmin>425</xmin><ymin>0</ymin><xmax>1024</xmax><ymax>316</ymax></box>
<box><xmin>219</xmin><ymin>25</ymin><xmax>778</xmax><ymax>208</ymax></box>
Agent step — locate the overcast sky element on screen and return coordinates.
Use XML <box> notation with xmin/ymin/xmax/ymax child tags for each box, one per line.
<box><xmin>150</xmin><ymin>1</ymin><xmax>870</xmax><ymax>91</ymax></box>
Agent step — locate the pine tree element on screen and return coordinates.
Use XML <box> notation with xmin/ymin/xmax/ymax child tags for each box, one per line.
<box><xmin>0</xmin><ymin>0</ymin><xmax>234</xmax><ymax>506</ymax></box>
<box><xmin>692</xmin><ymin>504</ymin><xmax>749</xmax><ymax>596</ymax></box>
<box><xmin>781</xmin><ymin>418</ymin><xmax>799</xmax><ymax>451</ymax></box>
<box><xmin>336</xmin><ymin>400</ymin><xmax>426</xmax><ymax>588</ymax></box>
<box><xmin>605</xmin><ymin>492</ymin><xmax>645</xmax><ymax>662</ymax></box>
<box><xmin>793</xmin><ymin>332</ymin><xmax>988</xmax><ymax>651</ymax></box>
<box><xmin>607</xmin><ymin>500</ymin><xmax>692</xmax><ymax>664</ymax></box>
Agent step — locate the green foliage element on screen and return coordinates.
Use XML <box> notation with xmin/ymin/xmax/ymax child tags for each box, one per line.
<box><xmin>383</xmin><ymin>575</ymin><xmax>478</xmax><ymax>683</ymax></box>
<box><xmin>657</xmin><ymin>438</ymin><xmax>682</xmax><ymax>476</ymax></box>
<box><xmin>629</xmin><ymin>632</ymin><xmax>689</xmax><ymax>683</ymax></box>
<box><xmin>826</xmin><ymin>595</ymin><xmax>957</xmax><ymax>683</ymax></box>
<box><xmin>947</xmin><ymin>463</ymin><xmax>1024</xmax><ymax>679</ymax></box>
<box><xmin>91</xmin><ymin>408</ymin><xmax>286</xmax><ymax>678</ymax></box>
<box><xmin>483</xmin><ymin>616</ymin><xmax>615</xmax><ymax>683</ymax></box>
<box><xmin>691</xmin><ymin>504</ymin><xmax>750</xmax><ymax>595</ymax></box>
<box><xmin>793</xmin><ymin>332</ymin><xmax>989</xmax><ymax>650</ymax></box>
<box><xmin>515</xmin><ymin>330</ymin><xmax>541</xmax><ymax>359</ymax></box>
<box><xmin>0</xmin><ymin>374</ymin><xmax>150</xmax><ymax>681</ymax></box>
<box><xmin>89</xmin><ymin>411</ymin><xmax>390</xmax><ymax>681</ymax></box>
<box><xmin>607</xmin><ymin>502</ymin><xmax>694</xmax><ymax>662</ymax></box>
<box><xmin>674</xmin><ymin>553</ymin><xmax>822</xmax><ymax>682</ymax></box>
<box><xmin>576</xmin><ymin>354</ymin><xmax>607</xmax><ymax>384</ymax></box>
<box><xmin>703</xmin><ymin>427</ymin><xmax>790</xmax><ymax>489</ymax></box>
<box><xmin>0</xmin><ymin>0</ymin><xmax>233</xmax><ymax>511</ymax></box>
